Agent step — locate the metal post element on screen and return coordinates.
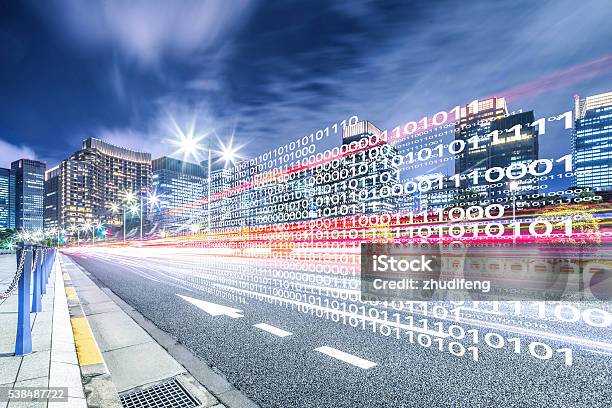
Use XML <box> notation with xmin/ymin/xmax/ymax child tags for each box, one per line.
<box><xmin>41</xmin><ymin>248</ymin><xmax>47</xmax><ymax>295</ymax></box>
<box><xmin>140</xmin><ymin>195</ymin><xmax>143</xmax><ymax>241</ymax></box>
<box><xmin>31</xmin><ymin>246</ymin><xmax>42</xmax><ymax>313</ymax></box>
<box><xmin>45</xmin><ymin>248</ymin><xmax>52</xmax><ymax>282</ymax></box>
<box><xmin>123</xmin><ymin>207</ymin><xmax>126</xmax><ymax>243</ymax></box>
<box><xmin>207</xmin><ymin>143</ymin><xmax>211</xmax><ymax>231</ymax></box>
<box><xmin>47</xmin><ymin>249</ymin><xmax>55</xmax><ymax>280</ymax></box>
<box><xmin>15</xmin><ymin>244</ymin><xmax>33</xmax><ymax>356</ymax></box>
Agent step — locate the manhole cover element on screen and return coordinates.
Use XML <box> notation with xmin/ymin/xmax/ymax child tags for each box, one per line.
<box><xmin>120</xmin><ymin>378</ymin><xmax>200</xmax><ymax>408</ymax></box>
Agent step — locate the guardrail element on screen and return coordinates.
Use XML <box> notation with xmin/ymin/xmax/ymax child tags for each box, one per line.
<box><xmin>0</xmin><ymin>243</ymin><xmax>57</xmax><ymax>356</ymax></box>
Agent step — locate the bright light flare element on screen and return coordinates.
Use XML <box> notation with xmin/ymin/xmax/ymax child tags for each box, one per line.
<box><xmin>147</xmin><ymin>192</ymin><xmax>160</xmax><ymax>207</ymax></box>
<box><xmin>169</xmin><ymin>115</ymin><xmax>206</xmax><ymax>162</ymax></box>
<box><xmin>216</xmin><ymin>134</ymin><xmax>244</xmax><ymax>168</ymax></box>
<box><xmin>122</xmin><ymin>191</ymin><xmax>136</xmax><ymax>204</ymax></box>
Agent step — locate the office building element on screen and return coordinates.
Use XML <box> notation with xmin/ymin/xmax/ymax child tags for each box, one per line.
<box><xmin>47</xmin><ymin>138</ymin><xmax>151</xmax><ymax>230</ymax></box>
<box><xmin>0</xmin><ymin>168</ymin><xmax>10</xmax><ymax>229</ymax></box>
<box><xmin>454</xmin><ymin>98</ymin><xmax>538</xmax><ymax>201</ymax></box>
<box><xmin>10</xmin><ymin>159</ymin><xmax>46</xmax><ymax>231</ymax></box>
<box><xmin>455</xmin><ymin>97</ymin><xmax>509</xmax><ymax>179</ymax></box>
<box><xmin>43</xmin><ymin>166</ymin><xmax>61</xmax><ymax>230</ymax></box>
<box><xmin>339</xmin><ymin>120</ymin><xmax>400</xmax><ymax>214</ymax></box>
<box><xmin>200</xmin><ymin>156</ymin><xmax>235</xmax><ymax>230</ymax></box>
<box><xmin>573</xmin><ymin>91</ymin><xmax>612</xmax><ymax>191</ymax></box>
<box><xmin>152</xmin><ymin>156</ymin><xmax>206</xmax><ymax>233</ymax></box>
<box><xmin>206</xmin><ymin>167</ymin><xmax>233</xmax><ymax>230</ymax></box>
<box><xmin>407</xmin><ymin>173</ymin><xmax>458</xmax><ymax>211</ymax></box>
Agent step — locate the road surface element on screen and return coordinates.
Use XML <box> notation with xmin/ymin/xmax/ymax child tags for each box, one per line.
<box><xmin>65</xmin><ymin>247</ymin><xmax>611</xmax><ymax>408</ymax></box>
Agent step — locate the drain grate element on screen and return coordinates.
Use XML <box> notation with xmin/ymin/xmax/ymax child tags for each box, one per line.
<box><xmin>120</xmin><ymin>378</ymin><xmax>199</xmax><ymax>408</ymax></box>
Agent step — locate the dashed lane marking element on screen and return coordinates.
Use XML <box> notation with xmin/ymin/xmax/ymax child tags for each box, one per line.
<box><xmin>254</xmin><ymin>323</ymin><xmax>293</xmax><ymax>337</ymax></box>
<box><xmin>314</xmin><ymin>346</ymin><xmax>377</xmax><ymax>369</ymax></box>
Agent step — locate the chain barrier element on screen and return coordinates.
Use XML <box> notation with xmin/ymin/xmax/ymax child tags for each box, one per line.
<box><xmin>0</xmin><ymin>249</ymin><xmax>29</xmax><ymax>300</ymax></box>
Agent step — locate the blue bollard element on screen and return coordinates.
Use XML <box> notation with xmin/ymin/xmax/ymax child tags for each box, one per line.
<box><xmin>41</xmin><ymin>249</ymin><xmax>47</xmax><ymax>295</ymax></box>
<box><xmin>49</xmin><ymin>249</ymin><xmax>55</xmax><ymax>277</ymax></box>
<box><xmin>31</xmin><ymin>247</ymin><xmax>42</xmax><ymax>313</ymax></box>
<box><xmin>15</xmin><ymin>246</ymin><xmax>33</xmax><ymax>356</ymax></box>
<box><xmin>40</xmin><ymin>248</ymin><xmax>47</xmax><ymax>295</ymax></box>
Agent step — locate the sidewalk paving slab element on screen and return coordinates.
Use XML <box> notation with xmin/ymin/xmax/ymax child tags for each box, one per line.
<box><xmin>0</xmin><ymin>252</ymin><xmax>87</xmax><ymax>408</ymax></box>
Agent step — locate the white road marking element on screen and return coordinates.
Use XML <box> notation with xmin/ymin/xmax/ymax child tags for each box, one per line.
<box><xmin>177</xmin><ymin>294</ymin><xmax>243</xmax><ymax>318</ymax></box>
<box><xmin>584</xmin><ymin>348</ymin><xmax>612</xmax><ymax>357</ymax></box>
<box><xmin>254</xmin><ymin>323</ymin><xmax>293</xmax><ymax>337</ymax></box>
<box><xmin>314</xmin><ymin>346</ymin><xmax>377</xmax><ymax>369</ymax></box>
<box><xmin>210</xmin><ymin>282</ymin><xmax>448</xmax><ymax>338</ymax></box>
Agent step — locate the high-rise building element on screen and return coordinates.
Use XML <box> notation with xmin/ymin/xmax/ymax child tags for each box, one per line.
<box><xmin>455</xmin><ymin>97</ymin><xmax>509</xmax><ymax>179</ymax></box>
<box><xmin>573</xmin><ymin>91</ymin><xmax>612</xmax><ymax>192</ymax></box>
<box><xmin>454</xmin><ymin>98</ymin><xmax>538</xmax><ymax>201</ymax></box>
<box><xmin>43</xmin><ymin>165</ymin><xmax>61</xmax><ymax>230</ymax></box>
<box><xmin>57</xmin><ymin>159</ymin><xmax>95</xmax><ymax>227</ymax></box>
<box><xmin>488</xmin><ymin>111</ymin><xmax>539</xmax><ymax>199</ymax></box>
<box><xmin>200</xmin><ymin>157</ymin><xmax>233</xmax><ymax>230</ymax></box>
<box><xmin>0</xmin><ymin>168</ymin><xmax>10</xmax><ymax>229</ymax></box>
<box><xmin>151</xmin><ymin>156</ymin><xmax>206</xmax><ymax>233</ymax></box>
<box><xmin>10</xmin><ymin>159</ymin><xmax>46</xmax><ymax>231</ymax></box>
<box><xmin>206</xmin><ymin>168</ymin><xmax>233</xmax><ymax>230</ymax></box>
<box><xmin>339</xmin><ymin>120</ymin><xmax>400</xmax><ymax>214</ymax></box>
<box><xmin>407</xmin><ymin>173</ymin><xmax>458</xmax><ymax>211</ymax></box>
<box><xmin>47</xmin><ymin>138</ymin><xmax>151</xmax><ymax>229</ymax></box>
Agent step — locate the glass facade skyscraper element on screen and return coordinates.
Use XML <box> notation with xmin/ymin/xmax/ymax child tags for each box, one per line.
<box><xmin>573</xmin><ymin>91</ymin><xmax>612</xmax><ymax>192</ymax></box>
<box><xmin>454</xmin><ymin>98</ymin><xmax>538</xmax><ymax>202</ymax></box>
<box><xmin>0</xmin><ymin>168</ymin><xmax>10</xmax><ymax>229</ymax></box>
<box><xmin>43</xmin><ymin>165</ymin><xmax>61</xmax><ymax>230</ymax></box>
<box><xmin>152</xmin><ymin>156</ymin><xmax>206</xmax><ymax>233</ymax></box>
<box><xmin>10</xmin><ymin>159</ymin><xmax>46</xmax><ymax>231</ymax></box>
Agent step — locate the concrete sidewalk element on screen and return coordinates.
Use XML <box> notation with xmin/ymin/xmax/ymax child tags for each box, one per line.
<box><xmin>59</xmin><ymin>254</ymin><xmax>224</xmax><ymax>408</ymax></box>
<box><xmin>0</xmin><ymin>253</ymin><xmax>86</xmax><ymax>408</ymax></box>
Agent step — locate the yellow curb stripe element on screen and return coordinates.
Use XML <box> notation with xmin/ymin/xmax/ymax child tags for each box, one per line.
<box><xmin>63</xmin><ymin>273</ymin><xmax>71</xmax><ymax>281</ymax></box>
<box><xmin>65</xmin><ymin>287</ymin><xmax>78</xmax><ymax>301</ymax></box>
<box><xmin>70</xmin><ymin>317</ymin><xmax>104</xmax><ymax>366</ymax></box>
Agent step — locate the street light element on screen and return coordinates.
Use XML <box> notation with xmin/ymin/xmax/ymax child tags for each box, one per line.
<box><xmin>169</xmin><ymin>117</ymin><xmax>243</xmax><ymax>233</ymax></box>
<box><xmin>68</xmin><ymin>224</ymin><xmax>79</xmax><ymax>245</ymax></box>
<box><xmin>82</xmin><ymin>223</ymin><xmax>92</xmax><ymax>244</ymax></box>
<box><xmin>120</xmin><ymin>190</ymin><xmax>137</xmax><ymax>243</ymax></box>
<box><xmin>116</xmin><ymin>190</ymin><xmax>159</xmax><ymax>242</ymax></box>
<box><xmin>138</xmin><ymin>191</ymin><xmax>160</xmax><ymax>241</ymax></box>
<box><xmin>94</xmin><ymin>222</ymin><xmax>104</xmax><ymax>244</ymax></box>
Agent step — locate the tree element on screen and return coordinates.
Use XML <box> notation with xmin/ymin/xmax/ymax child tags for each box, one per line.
<box><xmin>0</xmin><ymin>229</ymin><xmax>17</xmax><ymax>251</ymax></box>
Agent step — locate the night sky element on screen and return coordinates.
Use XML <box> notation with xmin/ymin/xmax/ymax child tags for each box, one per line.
<box><xmin>1</xmin><ymin>0</ymin><xmax>612</xmax><ymax>168</ymax></box>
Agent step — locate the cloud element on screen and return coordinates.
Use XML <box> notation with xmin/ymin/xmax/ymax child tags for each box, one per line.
<box><xmin>17</xmin><ymin>0</ymin><xmax>612</xmax><ymax>169</ymax></box>
<box><xmin>0</xmin><ymin>138</ymin><xmax>37</xmax><ymax>168</ymax></box>
<box><xmin>36</xmin><ymin>0</ymin><xmax>256</xmax><ymax>66</ymax></box>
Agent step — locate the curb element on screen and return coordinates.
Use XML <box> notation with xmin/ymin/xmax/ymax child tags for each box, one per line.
<box><xmin>61</xmin><ymin>264</ymin><xmax>123</xmax><ymax>408</ymax></box>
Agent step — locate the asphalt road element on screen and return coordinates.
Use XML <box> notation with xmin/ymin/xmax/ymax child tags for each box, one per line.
<box><xmin>66</xmin><ymin>248</ymin><xmax>611</xmax><ymax>408</ymax></box>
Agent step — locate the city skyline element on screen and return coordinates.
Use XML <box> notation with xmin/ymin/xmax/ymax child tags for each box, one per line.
<box><xmin>1</xmin><ymin>88</ymin><xmax>611</xmax><ymax>235</ymax></box>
